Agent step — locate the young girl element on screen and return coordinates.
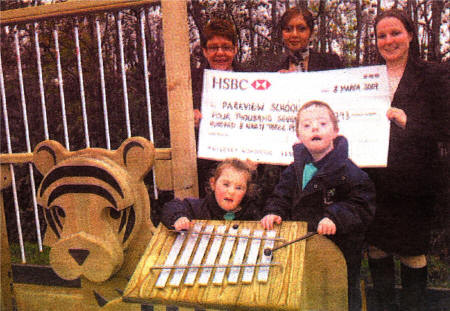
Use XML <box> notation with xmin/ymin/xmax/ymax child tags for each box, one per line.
<box><xmin>161</xmin><ymin>158</ymin><xmax>260</xmax><ymax>231</ymax></box>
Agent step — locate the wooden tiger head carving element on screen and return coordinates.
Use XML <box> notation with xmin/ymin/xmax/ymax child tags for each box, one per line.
<box><xmin>33</xmin><ymin>137</ymin><xmax>156</xmax><ymax>283</ymax></box>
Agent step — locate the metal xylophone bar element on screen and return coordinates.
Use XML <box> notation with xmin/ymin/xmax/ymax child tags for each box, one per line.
<box><xmin>154</xmin><ymin>224</ymin><xmax>280</xmax><ymax>288</ymax></box>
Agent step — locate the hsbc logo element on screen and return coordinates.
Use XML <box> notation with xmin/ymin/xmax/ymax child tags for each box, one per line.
<box><xmin>251</xmin><ymin>79</ymin><xmax>271</xmax><ymax>90</ymax></box>
<box><xmin>210</xmin><ymin>77</ymin><xmax>271</xmax><ymax>91</ymax></box>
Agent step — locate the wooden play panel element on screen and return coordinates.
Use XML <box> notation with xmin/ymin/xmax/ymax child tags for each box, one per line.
<box><xmin>123</xmin><ymin>220</ymin><xmax>348</xmax><ymax>311</ymax></box>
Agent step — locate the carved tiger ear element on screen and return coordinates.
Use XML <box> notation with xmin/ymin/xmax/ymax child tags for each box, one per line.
<box><xmin>115</xmin><ymin>137</ymin><xmax>155</xmax><ymax>180</ymax></box>
<box><xmin>33</xmin><ymin>140</ymin><xmax>69</xmax><ymax>175</ymax></box>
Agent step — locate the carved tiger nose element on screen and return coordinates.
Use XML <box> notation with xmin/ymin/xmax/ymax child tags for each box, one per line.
<box><xmin>69</xmin><ymin>248</ymin><xmax>90</xmax><ymax>266</ymax></box>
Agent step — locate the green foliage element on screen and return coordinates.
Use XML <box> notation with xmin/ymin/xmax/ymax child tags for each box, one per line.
<box><xmin>9</xmin><ymin>242</ymin><xmax>51</xmax><ymax>266</ymax></box>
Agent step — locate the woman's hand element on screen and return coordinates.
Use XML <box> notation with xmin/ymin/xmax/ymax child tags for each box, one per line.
<box><xmin>261</xmin><ymin>214</ymin><xmax>282</xmax><ymax>230</ymax></box>
<box><xmin>174</xmin><ymin>217</ymin><xmax>191</xmax><ymax>231</ymax></box>
<box><xmin>317</xmin><ymin>217</ymin><xmax>336</xmax><ymax>235</ymax></box>
<box><xmin>386</xmin><ymin>107</ymin><xmax>407</xmax><ymax>129</ymax></box>
<box><xmin>194</xmin><ymin>109</ymin><xmax>202</xmax><ymax>128</ymax></box>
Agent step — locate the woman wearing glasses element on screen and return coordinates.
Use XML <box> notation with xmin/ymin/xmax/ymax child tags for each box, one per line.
<box><xmin>192</xmin><ymin>18</ymin><xmax>244</xmax><ymax>196</ymax></box>
<box><xmin>192</xmin><ymin>18</ymin><xmax>241</xmax><ymax>130</ymax></box>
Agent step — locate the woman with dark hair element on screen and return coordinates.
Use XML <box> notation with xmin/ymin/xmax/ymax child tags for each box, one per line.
<box><xmin>265</xmin><ymin>7</ymin><xmax>342</xmax><ymax>72</ymax></box>
<box><xmin>258</xmin><ymin>7</ymin><xmax>345</xmax><ymax>200</ymax></box>
<box><xmin>257</xmin><ymin>7</ymin><xmax>345</xmax><ymax>241</ymax></box>
<box><xmin>365</xmin><ymin>8</ymin><xmax>448</xmax><ymax>311</ymax></box>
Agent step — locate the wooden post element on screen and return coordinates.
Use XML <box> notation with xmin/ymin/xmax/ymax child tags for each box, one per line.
<box><xmin>161</xmin><ymin>0</ymin><xmax>198</xmax><ymax>198</ymax></box>
<box><xmin>1</xmin><ymin>165</ymin><xmax>15</xmax><ymax>311</ymax></box>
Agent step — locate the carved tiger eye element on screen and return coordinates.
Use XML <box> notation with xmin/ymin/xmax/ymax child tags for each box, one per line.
<box><xmin>109</xmin><ymin>207</ymin><xmax>121</xmax><ymax>219</ymax></box>
<box><xmin>232</xmin><ymin>224</ymin><xmax>239</xmax><ymax>229</ymax></box>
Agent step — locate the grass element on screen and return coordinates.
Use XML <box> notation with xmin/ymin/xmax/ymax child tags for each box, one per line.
<box><xmin>9</xmin><ymin>242</ymin><xmax>51</xmax><ymax>265</ymax></box>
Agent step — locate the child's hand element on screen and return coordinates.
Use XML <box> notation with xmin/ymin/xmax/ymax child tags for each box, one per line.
<box><xmin>317</xmin><ymin>217</ymin><xmax>336</xmax><ymax>235</ymax></box>
<box><xmin>174</xmin><ymin>217</ymin><xmax>191</xmax><ymax>231</ymax></box>
<box><xmin>261</xmin><ymin>214</ymin><xmax>282</xmax><ymax>230</ymax></box>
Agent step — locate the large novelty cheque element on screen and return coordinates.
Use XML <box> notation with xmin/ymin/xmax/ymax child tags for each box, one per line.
<box><xmin>198</xmin><ymin>66</ymin><xmax>390</xmax><ymax>167</ymax></box>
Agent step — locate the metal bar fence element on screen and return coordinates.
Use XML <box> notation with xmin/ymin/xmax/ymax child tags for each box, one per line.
<box><xmin>1</xmin><ymin>1</ymin><xmax>167</xmax><ymax>265</ymax></box>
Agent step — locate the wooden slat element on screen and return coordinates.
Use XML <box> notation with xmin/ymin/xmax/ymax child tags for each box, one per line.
<box><xmin>0</xmin><ymin>148</ymin><xmax>173</xmax><ymax>190</ymax></box>
<box><xmin>0</xmin><ymin>148</ymin><xmax>171</xmax><ymax>164</ymax></box>
<box><xmin>1</xmin><ymin>192</ymin><xmax>15</xmax><ymax>311</ymax></box>
<box><xmin>0</xmin><ymin>0</ymin><xmax>159</xmax><ymax>26</ymax></box>
<box><xmin>161</xmin><ymin>0</ymin><xmax>198</xmax><ymax>199</ymax></box>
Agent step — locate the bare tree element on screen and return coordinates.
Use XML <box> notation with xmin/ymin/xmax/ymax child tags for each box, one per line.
<box><xmin>429</xmin><ymin>0</ymin><xmax>444</xmax><ymax>61</ymax></box>
<box><xmin>318</xmin><ymin>0</ymin><xmax>326</xmax><ymax>54</ymax></box>
<box><xmin>355</xmin><ymin>0</ymin><xmax>362</xmax><ymax>65</ymax></box>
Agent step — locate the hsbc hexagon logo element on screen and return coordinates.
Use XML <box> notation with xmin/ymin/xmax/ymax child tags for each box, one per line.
<box><xmin>251</xmin><ymin>79</ymin><xmax>271</xmax><ymax>90</ymax></box>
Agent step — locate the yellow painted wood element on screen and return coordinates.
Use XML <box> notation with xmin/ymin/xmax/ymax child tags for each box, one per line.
<box><xmin>1</xmin><ymin>191</ymin><xmax>15</xmax><ymax>311</ymax></box>
<box><xmin>0</xmin><ymin>164</ymin><xmax>12</xmax><ymax>190</ymax></box>
<box><xmin>124</xmin><ymin>220</ymin><xmax>347</xmax><ymax>310</ymax></box>
<box><xmin>0</xmin><ymin>153</ymin><xmax>33</xmax><ymax>165</ymax></box>
<box><xmin>0</xmin><ymin>148</ymin><xmax>170</xmax><ymax>164</ymax></box>
<box><xmin>32</xmin><ymin>137</ymin><xmax>156</xmax><ymax>282</ymax></box>
<box><xmin>13</xmin><ymin>276</ymin><xmax>142</xmax><ymax>311</ymax></box>
<box><xmin>300</xmin><ymin>235</ymin><xmax>348</xmax><ymax>311</ymax></box>
<box><xmin>154</xmin><ymin>157</ymin><xmax>173</xmax><ymax>191</ymax></box>
<box><xmin>161</xmin><ymin>0</ymin><xmax>198</xmax><ymax>199</ymax></box>
<box><xmin>0</xmin><ymin>149</ymin><xmax>173</xmax><ymax>190</ymax></box>
<box><xmin>0</xmin><ymin>0</ymin><xmax>159</xmax><ymax>26</ymax></box>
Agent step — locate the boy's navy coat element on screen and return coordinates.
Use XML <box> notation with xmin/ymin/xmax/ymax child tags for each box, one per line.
<box><xmin>264</xmin><ymin>136</ymin><xmax>376</xmax><ymax>258</ymax></box>
<box><xmin>161</xmin><ymin>194</ymin><xmax>260</xmax><ymax>229</ymax></box>
<box><xmin>264</xmin><ymin>136</ymin><xmax>375</xmax><ymax>311</ymax></box>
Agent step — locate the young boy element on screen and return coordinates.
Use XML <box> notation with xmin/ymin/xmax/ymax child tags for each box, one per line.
<box><xmin>261</xmin><ymin>100</ymin><xmax>376</xmax><ymax>311</ymax></box>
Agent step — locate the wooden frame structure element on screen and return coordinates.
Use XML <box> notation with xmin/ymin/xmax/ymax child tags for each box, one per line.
<box><xmin>1</xmin><ymin>2</ymin><xmax>348</xmax><ymax>310</ymax></box>
<box><xmin>0</xmin><ymin>0</ymin><xmax>199</xmax><ymax>198</ymax></box>
<box><xmin>1</xmin><ymin>1</ymin><xmax>199</xmax><ymax>310</ymax></box>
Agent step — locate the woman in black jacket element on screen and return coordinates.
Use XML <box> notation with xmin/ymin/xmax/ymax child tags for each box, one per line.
<box><xmin>261</xmin><ymin>7</ymin><xmax>343</xmax><ymax>73</ymax></box>
<box><xmin>365</xmin><ymin>9</ymin><xmax>449</xmax><ymax>311</ymax></box>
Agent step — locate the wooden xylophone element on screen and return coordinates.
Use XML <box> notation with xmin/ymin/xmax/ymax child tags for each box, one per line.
<box><xmin>123</xmin><ymin>220</ymin><xmax>348</xmax><ymax>311</ymax></box>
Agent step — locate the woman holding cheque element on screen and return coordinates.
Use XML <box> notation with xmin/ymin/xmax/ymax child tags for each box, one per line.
<box><xmin>365</xmin><ymin>9</ymin><xmax>448</xmax><ymax>311</ymax></box>
<box><xmin>193</xmin><ymin>18</ymin><xmax>244</xmax><ymax>196</ymax></box>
